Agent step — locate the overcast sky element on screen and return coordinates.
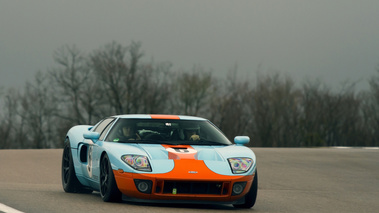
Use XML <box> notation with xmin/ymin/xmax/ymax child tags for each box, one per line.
<box><xmin>1</xmin><ymin>0</ymin><xmax>379</xmax><ymax>91</ymax></box>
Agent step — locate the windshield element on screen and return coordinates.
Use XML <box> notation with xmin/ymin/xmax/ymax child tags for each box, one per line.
<box><xmin>105</xmin><ymin>118</ymin><xmax>232</xmax><ymax>146</ymax></box>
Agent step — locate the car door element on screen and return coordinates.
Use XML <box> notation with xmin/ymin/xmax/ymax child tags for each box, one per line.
<box><xmin>79</xmin><ymin>118</ymin><xmax>115</xmax><ymax>184</ymax></box>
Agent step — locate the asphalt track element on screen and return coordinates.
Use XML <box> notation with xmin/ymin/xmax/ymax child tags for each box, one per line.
<box><xmin>0</xmin><ymin>148</ymin><xmax>378</xmax><ymax>213</ymax></box>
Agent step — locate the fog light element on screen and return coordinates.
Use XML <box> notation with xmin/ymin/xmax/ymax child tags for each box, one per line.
<box><xmin>134</xmin><ymin>179</ymin><xmax>152</xmax><ymax>194</ymax></box>
<box><xmin>138</xmin><ymin>182</ymin><xmax>149</xmax><ymax>192</ymax></box>
<box><xmin>232</xmin><ymin>182</ymin><xmax>247</xmax><ymax>195</ymax></box>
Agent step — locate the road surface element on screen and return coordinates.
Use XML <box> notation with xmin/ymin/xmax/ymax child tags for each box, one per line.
<box><xmin>0</xmin><ymin>148</ymin><xmax>378</xmax><ymax>213</ymax></box>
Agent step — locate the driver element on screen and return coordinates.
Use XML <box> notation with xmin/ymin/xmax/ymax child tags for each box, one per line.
<box><xmin>183</xmin><ymin>126</ymin><xmax>200</xmax><ymax>141</ymax></box>
<box><xmin>114</xmin><ymin>123</ymin><xmax>141</xmax><ymax>142</ymax></box>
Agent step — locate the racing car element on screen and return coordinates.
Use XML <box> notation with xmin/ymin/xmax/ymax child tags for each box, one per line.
<box><xmin>61</xmin><ymin>114</ymin><xmax>257</xmax><ymax>208</ymax></box>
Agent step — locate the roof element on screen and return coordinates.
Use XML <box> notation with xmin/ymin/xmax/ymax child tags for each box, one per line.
<box><xmin>112</xmin><ymin>114</ymin><xmax>207</xmax><ymax>121</ymax></box>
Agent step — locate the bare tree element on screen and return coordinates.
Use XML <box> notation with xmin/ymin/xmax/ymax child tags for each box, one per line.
<box><xmin>18</xmin><ymin>72</ymin><xmax>58</xmax><ymax>148</ymax></box>
<box><xmin>250</xmin><ymin>73</ymin><xmax>301</xmax><ymax>147</ymax></box>
<box><xmin>90</xmin><ymin>41</ymin><xmax>144</xmax><ymax>114</ymax></box>
<box><xmin>173</xmin><ymin>66</ymin><xmax>213</xmax><ymax>115</ymax></box>
<box><xmin>336</xmin><ymin>86</ymin><xmax>362</xmax><ymax>146</ymax></box>
<box><xmin>360</xmin><ymin>69</ymin><xmax>379</xmax><ymax>146</ymax></box>
<box><xmin>299</xmin><ymin>79</ymin><xmax>328</xmax><ymax>146</ymax></box>
<box><xmin>209</xmin><ymin>68</ymin><xmax>252</xmax><ymax>142</ymax></box>
<box><xmin>49</xmin><ymin>45</ymin><xmax>91</xmax><ymax>124</ymax></box>
<box><xmin>300</xmin><ymin>79</ymin><xmax>363</xmax><ymax>147</ymax></box>
<box><xmin>137</xmin><ymin>61</ymin><xmax>173</xmax><ymax>114</ymax></box>
<box><xmin>0</xmin><ymin>88</ymin><xmax>19</xmax><ymax>148</ymax></box>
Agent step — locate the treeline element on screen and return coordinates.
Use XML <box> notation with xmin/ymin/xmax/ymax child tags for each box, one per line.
<box><xmin>1</xmin><ymin>41</ymin><xmax>379</xmax><ymax>149</ymax></box>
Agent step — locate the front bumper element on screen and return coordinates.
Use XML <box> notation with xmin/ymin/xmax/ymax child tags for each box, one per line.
<box><xmin>113</xmin><ymin>159</ymin><xmax>255</xmax><ymax>203</ymax></box>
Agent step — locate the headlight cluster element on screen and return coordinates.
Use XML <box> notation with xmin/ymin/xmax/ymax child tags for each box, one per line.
<box><xmin>228</xmin><ymin>157</ymin><xmax>253</xmax><ymax>174</ymax></box>
<box><xmin>121</xmin><ymin>155</ymin><xmax>152</xmax><ymax>172</ymax></box>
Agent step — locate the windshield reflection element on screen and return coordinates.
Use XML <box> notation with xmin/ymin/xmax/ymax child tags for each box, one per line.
<box><xmin>105</xmin><ymin>119</ymin><xmax>231</xmax><ymax>146</ymax></box>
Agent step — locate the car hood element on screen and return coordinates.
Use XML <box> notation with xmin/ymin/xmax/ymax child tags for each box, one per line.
<box><xmin>104</xmin><ymin>142</ymin><xmax>256</xmax><ymax>176</ymax></box>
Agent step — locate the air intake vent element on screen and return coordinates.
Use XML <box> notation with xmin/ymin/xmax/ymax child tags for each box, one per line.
<box><xmin>162</xmin><ymin>181</ymin><xmax>226</xmax><ymax>195</ymax></box>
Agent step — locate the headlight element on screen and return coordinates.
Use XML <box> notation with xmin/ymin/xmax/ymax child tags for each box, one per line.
<box><xmin>228</xmin><ymin>157</ymin><xmax>253</xmax><ymax>174</ymax></box>
<box><xmin>121</xmin><ymin>155</ymin><xmax>152</xmax><ymax>172</ymax></box>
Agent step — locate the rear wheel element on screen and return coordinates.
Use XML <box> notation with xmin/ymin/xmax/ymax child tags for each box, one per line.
<box><xmin>100</xmin><ymin>153</ymin><xmax>122</xmax><ymax>202</ymax></box>
<box><xmin>61</xmin><ymin>138</ymin><xmax>92</xmax><ymax>193</ymax></box>
<box><xmin>233</xmin><ymin>170</ymin><xmax>258</xmax><ymax>208</ymax></box>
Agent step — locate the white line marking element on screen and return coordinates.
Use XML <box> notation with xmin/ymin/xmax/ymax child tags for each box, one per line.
<box><xmin>0</xmin><ymin>203</ymin><xmax>24</xmax><ymax>213</ymax></box>
<box><xmin>332</xmin><ymin>146</ymin><xmax>379</xmax><ymax>150</ymax></box>
<box><xmin>363</xmin><ymin>147</ymin><xmax>379</xmax><ymax>150</ymax></box>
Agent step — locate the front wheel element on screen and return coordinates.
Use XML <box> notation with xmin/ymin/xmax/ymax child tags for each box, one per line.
<box><xmin>100</xmin><ymin>153</ymin><xmax>122</xmax><ymax>202</ymax></box>
<box><xmin>233</xmin><ymin>170</ymin><xmax>258</xmax><ymax>208</ymax></box>
<box><xmin>61</xmin><ymin>139</ymin><xmax>92</xmax><ymax>193</ymax></box>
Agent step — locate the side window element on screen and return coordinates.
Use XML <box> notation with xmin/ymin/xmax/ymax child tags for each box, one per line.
<box><xmin>93</xmin><ymin>118</ymin><xmax>115</xmax><ymax>137</ymax></box>
<box><xmin>99</xmin><ymin>120</ymin><xmax>114</xmax><ymax>141</ymax></box>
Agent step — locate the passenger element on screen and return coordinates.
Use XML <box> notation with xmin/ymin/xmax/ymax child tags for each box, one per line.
<box><xmin>114</xmin><ymin>123</ymin><xmax>141</xmax><ymax>142</ymax></box>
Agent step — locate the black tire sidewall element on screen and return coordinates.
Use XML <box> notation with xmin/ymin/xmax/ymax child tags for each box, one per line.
<box><xmin>245</xmin><ymin>171</ymin><xmax>258</xmax><ymax>206</ymax></box>
<box><xmin>61</xmin><ymin>140</ymin><xmax>78</xmax><ymax>192</ymax></box>
<box><xmin>233</xmin><ymin>170</ymin><xmax>258</xmax><ymax>208</ymax></box>
<box><xmin>100</xmin><ymin>154</ymin><xmax>121</xmax><ymax>202</ymax></box>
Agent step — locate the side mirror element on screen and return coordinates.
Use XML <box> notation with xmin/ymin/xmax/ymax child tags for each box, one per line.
<box><xmin>83</xmin><ymin>131</ymin><xmax>100</xmax><ymax>143</ymax></box>
<box><xmin>234</xmin><ymin>136</ymin><xmax>250</xmax><ymax>146</ymax></box>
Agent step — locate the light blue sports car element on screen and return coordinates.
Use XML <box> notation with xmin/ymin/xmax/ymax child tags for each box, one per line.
<box><xmin>61</xmin><ymin>114</ymin><xmax>257</xmax><ymax>208</ymax></box>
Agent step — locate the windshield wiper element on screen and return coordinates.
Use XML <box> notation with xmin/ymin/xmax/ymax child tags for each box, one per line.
<box><xmin>192</xmin><ymin>140</ymin><xmax>227</xmax><ymax>146</ymax></box>
<box><xmin>136</xmin><ymin>140</ymin><xmax>180</xmax><ymax>145</ymax></box>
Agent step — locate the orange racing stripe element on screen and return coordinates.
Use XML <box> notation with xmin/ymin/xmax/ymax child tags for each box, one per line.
<box><xmin>161</xmin><ymin>144</ymin><xmax>197</xmax><ymax>160</ymax></box>
<box><xmin>150</xmin><ymin>114</ymin><xmax>180</xmax><ymax>120</ymax></box>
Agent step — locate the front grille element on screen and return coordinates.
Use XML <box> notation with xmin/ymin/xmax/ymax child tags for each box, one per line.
<box><xmin>159</xmin><ymin>181</ymin><xmax>229</xmax><ymax>195</ymax></box>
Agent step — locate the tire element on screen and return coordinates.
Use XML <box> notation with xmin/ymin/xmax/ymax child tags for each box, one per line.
<box><xmin>61</xmin><ymin>138</ymin><xmax>92</xmax><ymax>193</ymax></box>
<box><xmin>100</xmin><ymin>153</ymin><xmax>122</xmax><ymax>202</ymax></box>
<box><xmin>233</xmin><ymin>170</ymin><xmax>258</xmax><ymax>208</ymax></box>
